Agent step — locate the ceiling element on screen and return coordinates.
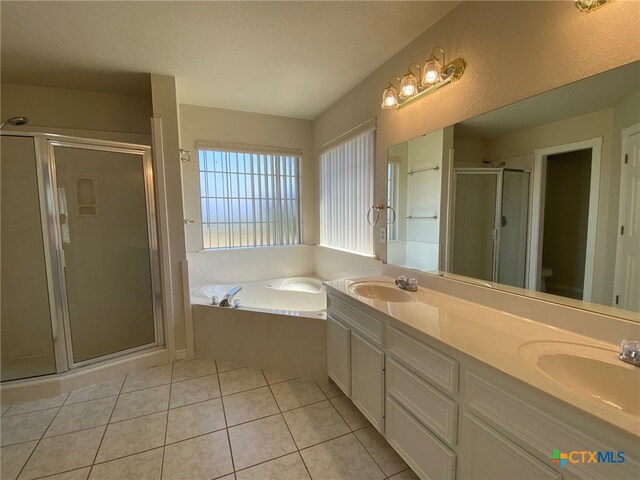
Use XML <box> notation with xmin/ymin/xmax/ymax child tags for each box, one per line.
<box><xmin>455</xmin><ymin>61</ymin><xmax>640</xmax><ymax>139</ymax></box>
<box><xmin>0</xmin><ymin>1</ymin><xmax>458</xmax><ymax>120</ymax></box>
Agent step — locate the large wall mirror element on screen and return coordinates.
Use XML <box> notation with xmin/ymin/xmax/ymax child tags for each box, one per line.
<box><xmin>386</xmin><ymin>61</ymin><xmax>640</xmax><ymax>319</ymax></box>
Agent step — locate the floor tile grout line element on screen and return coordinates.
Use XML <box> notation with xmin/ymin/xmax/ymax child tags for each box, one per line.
<box><xmin>216</xmin><ymin>359</ymin><xmax>237</xmax><ymax>476</ymax></box>
<box><xmin>14</xmin><ymin>391</ymin><xmax>69</xmax><ymax>480</ymax></box>
<box><xmin>159</xmin><ymin>362</ymin><xmax>174</xmax><ymax>480</ymax></box>
<box><xmin>28</xmin><ymin>465</ymin><xmax>91</xmax><ymax>480</ymax></box>
<box><xmin>265</xmin><ymin>373</ymin><xmax>314</xmax><ymax>480</ymax></box>
<box><xmin>86</xmin><ymin>368</ymin><xmax>128</xmax><ymax>478</ymax></box>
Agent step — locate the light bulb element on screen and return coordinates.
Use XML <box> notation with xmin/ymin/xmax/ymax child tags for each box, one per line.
<box><xmin>399</xmin><ymin>71</ymin><xmax>418</xmax><ymax>99</ymax></box>
<box><xmin>381</xmin><ymin>84</ymin><xmax>399</xmax><ymax>109</ymax></box>
<box><xmin>422</xmin><ymin>56</ymin><xmax>443</xmax><ymax>86</ymax></box>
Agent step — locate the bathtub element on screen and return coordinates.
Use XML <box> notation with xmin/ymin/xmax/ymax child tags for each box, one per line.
<box><xmin>191</xmin><ymin>276</ymin><xmax>326</xmax><ymax>318</ymax></box>
<box><xmin>191</xmin><ymin>276</ymin><xmax>328</xmax><ymax>380</ymax></box>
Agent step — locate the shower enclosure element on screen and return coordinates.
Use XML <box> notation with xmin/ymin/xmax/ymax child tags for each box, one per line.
<box><xmin>1</xmin><ymin>132</ymin><xmax>163</xmax><ymax>382</ymax></box>
<box><xmin>450</xmin><ymin>168</ymin><xmax>531</xmax><ymax>288</ymax></box>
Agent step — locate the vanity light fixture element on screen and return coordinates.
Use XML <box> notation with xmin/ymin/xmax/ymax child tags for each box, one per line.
<box><xmin>381</xmin><ymin>46</ymin><xmax>465</xmax><ymax>110</ymax></box>
<box><xmin>575</xmin><ymin>0</ymin><xmax>614</xmax><ymax>12</ymax></box>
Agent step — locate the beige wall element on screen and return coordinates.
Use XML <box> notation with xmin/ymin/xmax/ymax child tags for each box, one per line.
<box><xmin>179</xmin><ymin>104</ymin><xmax>316</xmax><ymax>252</ymax></box>
<box><xmin>1</xmin><ymin>83</ymin><xmax>152</xmax><ymax>138</ymax></box>
<box><xmin>313</xmin><ymin>0</ymin><xmax>640</xmax><ymax>262</ymax></box>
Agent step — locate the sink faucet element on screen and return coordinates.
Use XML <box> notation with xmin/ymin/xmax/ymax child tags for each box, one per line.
<box><xmin>219</xmin><ymin>286</ymin><xmax>242</xmax><ymax>308</ymax></box>
<box><xmin>619</xmin><ymin>339</ymin><xmax>640</xmax><ymax>367</ymax></box>
<box><xmin>395</xmin><ymin>276</ymin><xmax>418</xmax><ymax>292</ymax></box>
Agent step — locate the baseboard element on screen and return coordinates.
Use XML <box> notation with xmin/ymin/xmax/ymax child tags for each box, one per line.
<box><xmin>175</xmin><ymin>349</ymin><xmax>188</xmax><ymax>360</ymax></box>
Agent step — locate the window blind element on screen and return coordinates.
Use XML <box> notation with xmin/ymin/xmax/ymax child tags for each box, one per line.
<box><xmin>319</xmin><ymin>128</ymin><xmax>375</xmax><ymax>255</ymax></box>
<box><xmin>198</xmin><ymin>148</ymin><xmax>302</xmax><ymax>249</ymax></box>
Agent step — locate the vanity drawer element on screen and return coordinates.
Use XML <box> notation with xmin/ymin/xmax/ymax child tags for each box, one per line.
<box><xmin>386</xmin><ymin>326</ymin><xmax>458</xmax><ymax>394</ymax></box>
<box><xmin>386</xmin><ymin>357</ymin><xmax>457</xmax><ymax>447</ymax></box>
<box><xmin>385</xmin><ymin>395</ymin><xmax>456</xmax><ymax>480</ymax></box>
<box><xmin>328</xmin><ymin>295</ymin><xmax>383</xmax><ymax>346</ymax></box>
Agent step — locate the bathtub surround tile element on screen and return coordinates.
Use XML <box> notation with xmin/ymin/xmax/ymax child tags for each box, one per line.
<box><xmin>95</xmin><ymin>412</ymin><xmax>166</xmax><ymax>463</ymax></box>
<box><xmin>283</xmin><ymin>400</ymin><xmax>350</xmax><ymax>449</ymax></box>
<box><xmin>216</xmin><ymin>359</ymin><xmax>247</xmax><ymax>373</ymax></box>
<box><xmin>270</xmin><ymin>379</ymin><xmax>325</xmax><ymax>411</ymax></box>
<box><xmin>218</xmin><ymin>367</ymin><xmax>267</xmax><ymax>396</ymax></box>
<box><xmin>45</xmin><ymin>396</ymin><xmax>117</xmax><ymax>437</ymax></box>
<box><xmin>19</xmin><ymin>426</ymin><xmax>104</xmax><ymax>480</ymax></box>
<box><xmin>0</xmin><ymin>441</ymin><xmax>37</xmax><ymax>480</ymax></box>
<box><xmin>0</xmin><ymin>408</ymin><xmax>58</xmax><ymax>446</ymax></box>
<box><xmin>65</xmin><ymin>378</ymin><xmax>124</xmax><ymax>405</ymax></box>
<box><xmin>40</xmin><ymin>468</ymin><xmax>91</xmax><ymax>480</ymax></box>
<box><xmin>330</xmin><ymin>395</ymin><xmax>370</xmax><ymax>430</ymax></box>
<box><xmin>228</xmin><ymin>414</ymin><xmax>296</xmax><ymax>470</ymax></box>
<box><xmin>169</xmin><ymin>374</ymin><xmax>220</xmax><ymax>408</ymax></box>
<box><xmin>355</xmin><ymin>426</ymin><xmax>407</xmax><ymax>476</ymax></box>
<box><xmin>5</xmin><ymin>393</ymin><xmax>68</xmax><ymax>417</ymax></box>
<box><xmin>110</xmin><ymin>384</ymin><xmax>169</xmax><ymax>422</ymax></box>
<box><xmin>166</xmin><ymin>398</ymin><xmax>225</xmax><ymax>444</ymax></box>
<box><xmin>300</xmin><ymin>433</ymin><xmax>385</xmax><ymax>480</ymax></box>
<box><xmin>162</xmin><ymin>430</ymin><xmax>233</xmax><ymax>480</ymax></box>
<box><xmin>389</xmin><ymin>469</ymin><xmax>420</xmax><ymax>480</ymax></box>
<box><xmin>89</xmin><ymin>448</ymin><xmax>163</xmax><ymax>480</ymax></box>
<box><xmin>121</xmin><ymin>364</ymin><xmax>172</xmax><ymax>393</ymax></box>
<box><xmin>263</xmin><ymin>370</ymin><xmax>298</xmax><ymax>385</ymax></box>
<box><xmin>222</xmin><ymin>386</ymin><xmax>279</xmax><ymax>426</ymax></box>
<box><xmin>172</xmin><ymin>358</ymin><xmax>217</xmax><ymax>382</ymax></box>
<box><xmin>235</xmin><ymin>452</ymin><xmax>310</xmax><ymax>480</ymax></box>
<box><xmin>317</xmin><ymin>380</ymin><xmax>344</xmax><ymax>399</ymax></box>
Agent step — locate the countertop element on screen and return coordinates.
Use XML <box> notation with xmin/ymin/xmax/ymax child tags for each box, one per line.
<box><xmin>324</xmin><ymin>276</ymin><xmax>640</xmax><ymax>439</ymax></box>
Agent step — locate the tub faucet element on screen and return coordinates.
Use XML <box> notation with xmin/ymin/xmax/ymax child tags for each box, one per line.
<box><xmin>395</xmin><ymin>276</ymin><xmax>418</xmax><ymax>292</ymax></box>
<box><xmin>619</xmin><ymin>339</ymin><xmax>640</xmax><ymax>367</ymax></box>
<box><xmin>219</xmin><ymin>286</ymin><xmax>242</xmax><ymax>307</ymax></box>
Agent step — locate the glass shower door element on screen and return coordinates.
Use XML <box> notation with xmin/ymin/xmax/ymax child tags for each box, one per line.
<box><xmin>1</xmin><ymin>136</ymin><xmax>57</xmax><ymax>381</ymax></box>
<box><xmin>51</xmin><ymin>143</ymin><xmax>160</xmax><ymax>365</ymax></box>
<box><xmin>451</xmin><ymin>170</ymin><xmax>499</xmax><ymax>282</ymax></box>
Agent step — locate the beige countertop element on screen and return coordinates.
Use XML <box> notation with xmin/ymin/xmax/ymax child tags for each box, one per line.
<box><xmin>324</xmin><ymin>276</ymin><xmax>640</xmax><ymax>439</ymax></box>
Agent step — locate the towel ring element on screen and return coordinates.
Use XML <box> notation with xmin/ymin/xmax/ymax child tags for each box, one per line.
<box><xmin>367</xmin><ymin>204</ymin><xmax>396</xmax><ymax>226</ymax></box>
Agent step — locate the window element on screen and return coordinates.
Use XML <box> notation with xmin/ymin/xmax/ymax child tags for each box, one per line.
<box><xmin>319</xmin><ymin>128</ymin><xmax>375</xmax><ymax>255</ymax></box>
<box><xmin>198</xmin><ymin>147</ymin><xmax>302</xmax><ymax>249</ymax></box>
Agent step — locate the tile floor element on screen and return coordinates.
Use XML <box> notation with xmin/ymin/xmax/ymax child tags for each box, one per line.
<box><xmin>1</xmin><ymin>359</ymin><xmax>419</xmax><ymax>480</ymax></box>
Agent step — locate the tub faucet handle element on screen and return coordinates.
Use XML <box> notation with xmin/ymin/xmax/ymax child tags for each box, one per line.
<box><xmin>210</xmin><ymin>296</ymin><xmax>219</xmax><ymax>306</ymax></box>
<box><xmin>232</xmin><ymin>298</ymin><xmax>241</xmax><ymax>309</ymax></box>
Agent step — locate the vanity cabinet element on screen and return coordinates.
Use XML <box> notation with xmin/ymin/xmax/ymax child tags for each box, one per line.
<box><xmin>350</xmin><ymin>332</ymin><xmax>385</xmax><ymax>432</ymax></box>
<box><xmin>459</xmin><ymin>413</ymin><xmax>560</xmax><ymax>480</ymax></box>
<box><xmin>327</xmin><ymin>316</ymin><xmax>351</xmax><ymax>396</ymax></box>
<box><xmin>326</xmin><ymin>290</ymin><xmax>639</xmax><ymax>480</ymax></box>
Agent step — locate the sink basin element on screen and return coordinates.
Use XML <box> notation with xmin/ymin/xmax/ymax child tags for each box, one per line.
<box><xmin>519</xmin><ymin>341</ymin><xmax>639</xmax><ymax>415</ymax></box>
<box><xmin>349</xmin><ymin>282</ymin><xmax>415</xmax><ymax>303</ymax></box>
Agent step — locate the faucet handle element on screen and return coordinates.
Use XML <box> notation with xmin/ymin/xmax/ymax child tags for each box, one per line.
<box><xmin>210</xmin><ymin>296</ymin><xmax>219</xmax><ymax>306</ymax></box>
<box><xmin>620</xmin><ymin>339</ymin><xmax>639</xmax><ymax>354</ymax></box>
<box><xmin>232</xmin><ymin>298</ymin><xmax>241</xmax><ymax>309</ymax></box>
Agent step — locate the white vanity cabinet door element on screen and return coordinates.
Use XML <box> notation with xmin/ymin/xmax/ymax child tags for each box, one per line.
<box><xmin>351</xmin><ymin>332</ymin><xmax>385</xmax><ymax>433</ymax></box>
<box><xmin>327</xmin><ymin>316</ymin><xmax>351</xmax><ymax>397</ymax></box>
<box><xmin>460</xmin><ymin>413</ymin><xmax>561</xmax><ymax>480</ymax></box>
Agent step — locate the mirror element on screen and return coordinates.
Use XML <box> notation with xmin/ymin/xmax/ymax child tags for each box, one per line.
<box><xmin>386</xmin><ymin>61</ymin><xmax>640</xmax><ymax>318</ymax></box>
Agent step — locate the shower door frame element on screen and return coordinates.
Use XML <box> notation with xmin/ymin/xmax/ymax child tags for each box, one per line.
<box><xmin>2</xmin><ymin>131</ymin><xmax>165</xmax><ymax>373</ymax></box>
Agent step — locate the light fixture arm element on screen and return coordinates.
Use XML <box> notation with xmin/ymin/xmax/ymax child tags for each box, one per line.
<box><xmin>431</xmin><ymin>46</ymin><xmax>445</xmax><ymax>70</ymax></box>
<box><xmin>407</xmin><ymin>62</ymin><xmax>422</xmax><ymax>80</ymax></box>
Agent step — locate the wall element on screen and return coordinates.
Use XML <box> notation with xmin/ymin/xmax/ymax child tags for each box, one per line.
<box><xmin>179</xmin><ymin>104</ymin><xmax>316</xmax><ymax>253</ymax></box>
<box><xmin>0</xmin><ymin>83</ymin><xmax>152</xmax><ymax>142</ymax></box>
<box><xmin>313</xmin><ymin>0</ymin><xmax>640</xmax><ymax>263</ymax></box>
